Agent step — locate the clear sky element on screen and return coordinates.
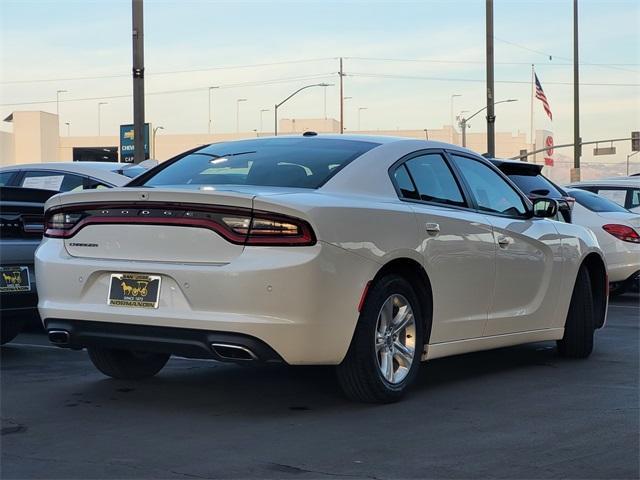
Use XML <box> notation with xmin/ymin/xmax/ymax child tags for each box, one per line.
<box><xmin>1</xmin><ymin>0</ymin><xmax>638</xmax><ymax>155</ymax></box>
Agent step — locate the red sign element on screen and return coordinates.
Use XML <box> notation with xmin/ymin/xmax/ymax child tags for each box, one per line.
<box><xmin>545</xmin><ymin>135</ymin><xmax>554</xmax><ymax>157</ymax></box>
<box><xmin>544</xmin><ymin>157</ymin><xmax>554</xmax><ymax>167</ymax></box>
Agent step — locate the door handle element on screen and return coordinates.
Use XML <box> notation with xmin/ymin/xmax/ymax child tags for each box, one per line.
<box><xmin>425</xmin><ymin>223</ymin><xmax>440</xmax><ymax>234</ymax></box>
<box><xmin>497</xmin><ymin>235</ymin><xmax>511</xmax><ymax>247</ymax></box>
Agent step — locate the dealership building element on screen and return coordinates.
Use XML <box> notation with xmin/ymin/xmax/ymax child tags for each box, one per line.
<box><xmin>1</xmin><ymin>109</ymin><xmax>536</xmax><ymax>166</ymax></box>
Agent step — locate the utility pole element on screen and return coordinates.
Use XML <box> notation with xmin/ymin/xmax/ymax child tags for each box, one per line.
<box><xmin>132</xmin><ymin>0</ymin><xmax>145</xmax><ymax>164</ymax></box>
<box><xmin>450</xmin><ymin>94</ymin><xmax>461</xmax><ymax>142</ymax></box>
<box><xmin>339</xmin><ymin>57</ymin><xmax>344</xmax><ymax>133</ymax></box>
<box><xmin>485</xmin><ymin>0</ymin><xmax>496</xmax><ymax>157</ymax></box>
<box><xmin>572</xmin><ymin>0</ymin><xmax>581</xmax><ymax>181</ymax></box>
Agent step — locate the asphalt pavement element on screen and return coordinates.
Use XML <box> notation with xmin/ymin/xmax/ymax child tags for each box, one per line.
<box><xmin>2</xmin><ymin>294</ymin><xmax>638</xmax><ymax>479</ymax></box>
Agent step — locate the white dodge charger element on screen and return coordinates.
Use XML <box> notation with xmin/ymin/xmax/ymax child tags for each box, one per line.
<box><xmin>36</xmin><ymin>135</ymin><xmax>608</xmax><ymax>403</ymax></box>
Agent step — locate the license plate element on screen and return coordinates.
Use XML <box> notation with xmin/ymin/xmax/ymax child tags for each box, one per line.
<box><xmin>0</xmin><ymin>266</ymin><xmax>31</xmax><ymax>293</ymax></box>
<box><xmin>107</xmin><ymin>273</ymin><xmax>161</xmax><ymax>308</ymax></box>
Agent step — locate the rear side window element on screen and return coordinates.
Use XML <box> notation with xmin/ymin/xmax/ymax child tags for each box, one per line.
<box><xmin>141</xmin><ymin>138</ymin><xmax>379</xmax><ymax>189</ymax></box>
<box><xmin>569</xmin><ymin>189</ymin><xmax>628</xmax><ymax>213</ymax></box>
<box><xmin>20</xmin><ymin>171</ymin><xmax>85</xmax><ymax>192</ymax></box>
<box><xmin>595</xmin><ymin>188</ymin><xmax>627</xmax><ymax>207</ymax></box>
<box><xmin>630</xmin><ymin>189</ymin><xmax>640</xmax><ymax>209</ymax></box>
<box><xmin>506</xmin><ymin>174</ymin><xmax>563</xmax><ymax>198</ymax></box>
<box><xmin>400</xmin><ymin>153</ymin><xmax>465</xmax><ymax>207</ymax></box>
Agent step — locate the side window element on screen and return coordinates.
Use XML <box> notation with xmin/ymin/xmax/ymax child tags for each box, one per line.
<box><xmin>450</xmin><ymin>154</ymin><xmax>527</xmax><ymax>217</ymax></box>
<box><xmin>84</xmin><ymin>178</ymin><xmax>111</xmax><ymax>190</ymax></box>
<box><xmin>393</xmin><ymin>165</ymin><xmax>419</xmax><ymax>200</ymax></box>
<box><xmin>596</xmin><ymin>188</ymin><xmax>627</xmax><ymax>207</ymax></box>
<box><xmin>401</xmin><ymin>153</ymin><xmax>465</xmax><ymax>207</ymax></box>
<box><xmin>20</xmin><ymin>171</ymin><xmax>85</xmax><ymax>192</ymax></box>
<box><xmin>0</xmin><ymin>171</ymin><xmax>16</xmax><ymax>186</ymax></box>
<box><xmin>629</xmin><ymin>189</ymin><xmax>640</xmax><ymax>210</ymax></box>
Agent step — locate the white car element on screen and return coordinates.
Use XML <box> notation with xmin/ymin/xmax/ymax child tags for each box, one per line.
<box><xmin>36</xmin><ymin>135</ymin><xmax>608</xmax><ymax>403</ymax></box>
<box><xmin>567</xmin><ymin>188</ymin><xmax>640</xmax><ymax>295</ymax></box>
<box><xmin>568</xmin><ymin>177</ymin><xmax>640</xmax><ymax>213</ymax></box>
<box><xmin>0</xmin><ymin>161</ymin><xmax>153</xmax><ymax>192</ymax></box>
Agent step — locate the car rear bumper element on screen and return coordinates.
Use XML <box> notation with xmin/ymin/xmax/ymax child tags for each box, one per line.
<box><xmin>45</xmin><ymin>319</ymin><xmax>284</xmax><ymax>363</ymax></box>
<box><xmin>36</xmin><ymin>238</ymin><xmax>378</xmax><ymax>365</ymax></box>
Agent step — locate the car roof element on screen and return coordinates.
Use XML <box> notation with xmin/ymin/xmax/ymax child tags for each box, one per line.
<box><xmin>0</xmin><ymin>162</ymin><xmax>130</xmax><ymax>186</ymax></box>
<box><xmin>568</xmin><ymin>177</ymin><xmax>640</xmax><ymax>188</ymax></box>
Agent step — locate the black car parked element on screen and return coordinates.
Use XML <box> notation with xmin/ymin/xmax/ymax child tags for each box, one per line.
<box><xmin>490</xmin><ymin>159</ymin><xmax>574</xmax><ymax>223</ymax></box>
<box><xmin>1</xmin><ymin>187</ymin><xmax>55</xmax><ymax>344</ymax></box>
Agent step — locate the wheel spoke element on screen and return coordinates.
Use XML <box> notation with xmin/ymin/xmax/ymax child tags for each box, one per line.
<box><xmin>393</xmin><ymin>341</ymin><xmax>414</xmax><ymax>367</ymax></box>
<box><xmin>382</xmin><ymin>350</ymin><xmax>394</xmax><ymax>382</ymax></box>
<box><xmin>391</xmin><ymin>306</ymin><xmax>412</xmax><ymax>335</ymax></box>
<box><xmin>380</xmin><ymin>299</ymin><xmax>393</xmax><ymax>332</ymax></box>
<box><xmin>375</xmin><ymin>335</ymin><xmax>385</xmax><ymax>353</ymax></box>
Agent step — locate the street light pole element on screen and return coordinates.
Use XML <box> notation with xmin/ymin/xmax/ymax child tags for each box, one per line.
<box><xmin>259</xmin><ymin>109</ymin><xmax>270</xmax><ymax>133</ymax></box>
<box><xmin>236</xmin><ymin>98</ymin><xmax>247</xmax><ymax>133</ymax></box>
<box><xmin>485</xmin><ymin>0</ymin><xmax>496</xmax><ymax>157</ymax></box>
<box><xmin>458</xmin><ymin>99</ymin><xmax>517</xmax><ymax>149</ymax></box>
<box><xmin>97</xmin><ymin>102</ymin><xmax>108</xmax><ymax>136</ymax></box>
<box><xmin>357</xmin><ymin>107</ymin><xmax>367</xmax><ymax>131</ymax></box>
<box><xmin>208</xmin><ymin>86</ymin><xmax>219</xmax><ymax>134</ymax></box>
<box><xmin>273</xmin><ymin>83</ymin><xmax>332</xmax><ymax>136</ymax></box>
<box><xmin>152</xmin><ymin>126</ymin><xmax>164</xmax><ymax>158</ymax></box>
<box><xmin>339</xmin><ymin>57</ymin><xmax>344</xmax><ymax>134</ymax></box>
<box><xmin>56</xmin><ymin>89</ymin><xmax>67</xmax><ymax>117</ymax></box>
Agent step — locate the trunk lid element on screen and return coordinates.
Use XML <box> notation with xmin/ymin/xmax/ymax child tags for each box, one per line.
<box><xmin>51</xmin><ymin>187</ymin><xmax>256</xmax><ymax>264</ymax></box>
<box><xmin>596</xmin><ymin>211</ymin><xmax>640</xmax><ymax>229</ymax></box>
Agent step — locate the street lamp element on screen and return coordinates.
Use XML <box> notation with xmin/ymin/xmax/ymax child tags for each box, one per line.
<box><xmin>450</xmin><ymin>94</ymin><xmax>462</xmax><ymax>136</ymax></box>
<box><xmin>97</xmin><ymin>102</ymin><xmax>108</xmax><ymax>136</ymax></box>
<box><xmin>342</xmin><ymin>96</ymin><xmax>353</xmax><ymax>132</ymax></box>
<box><xmin>56</xmin><ymin>89</ymin><xmax>67</xmax><ymax>117</ymax></box>
<box><xmin>208</xmin><ymin>86</ymin><xmax>219</xmax><ymax>134</ymax></box>
<box><xmin>357</xmin><ymin>107</ymin><xmax>368</xmax><ymax>131</ymax></box>
<box><xmin>259</xmin><ymin>109</ymin><xmax>270</xmax><ymax>133</ymax></box>
<box><xmin>152</xmin><ymin>126</ymin><xmax>164</xmax><ymax>157</ymax></box>
<box><xmin>423</xmin><ymin>129</ymin><xmax>429</xmax><ymax>140</ymax></box>
<box><xmin>274</xmin><ymin>83</ymin><xmax>332</xmax><ymax>136</ymax></box>
<box><xmin>65</xmin><ymin>121</ymin><xmax>71</xmax><ymax>136</ymax></box>
<box><xmin>236</xmin><ymin>98</ymin><xmax>247</xmax><ymax>133</ymax></box>
<box><xmin>458</xmin><ymin>99</ymin><xmax>517</xmax><ymax>148</ymax></box>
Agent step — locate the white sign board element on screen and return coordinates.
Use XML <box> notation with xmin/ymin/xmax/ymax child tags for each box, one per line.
<box><xmin>21</xmin><ymin>175</ymin><xmax>64</xmax><ymax>191</ymax></box>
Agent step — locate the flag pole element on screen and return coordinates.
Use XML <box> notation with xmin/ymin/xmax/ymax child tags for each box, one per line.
<box><xmin>530</xmin><ymin>64</ymin><xmax>535</xmax><ymax>163</ymax></box>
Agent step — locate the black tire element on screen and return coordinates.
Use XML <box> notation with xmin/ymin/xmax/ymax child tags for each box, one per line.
<box><xmin>88</xmin><ymin>347</ymin><xmax>169</xmax><ymax>379</ymax></box>
<box><xmin>0</xmin><ymin>320</ymin><xmax>22</xmax><ymax>345</ymax></box>
<box><xmin>557</xmin><ymin>266</ymin><xmax>595</xmax><ymax>358</ymax></box>
<box><xmin>337</xmin><ymin>274</ymin><xmax>426</xmax><ymax>403</ymax></box>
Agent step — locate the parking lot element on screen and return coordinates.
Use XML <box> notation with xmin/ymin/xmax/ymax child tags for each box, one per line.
<box><xmin>1</xmin><ymin>294</ymin><xmax>638</xmax><ymax>480</ymax></box>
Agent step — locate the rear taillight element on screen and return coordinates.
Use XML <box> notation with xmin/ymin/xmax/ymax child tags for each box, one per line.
<box><xmin>602</xmin><ymin>224</ymin><xmax>640</xmax><ymax>243</ymax></box>
<box><xmin>44</xmin><ymin>204</ymin><xmax>316</xmax><ymax>246</ymax></box>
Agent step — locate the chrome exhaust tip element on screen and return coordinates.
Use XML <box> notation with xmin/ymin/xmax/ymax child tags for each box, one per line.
<box><xmin>48</xmin><ymin>330</ymin><xmax>70</xmax><ymax>345</ymax></box>
<box><xmin>211</xmin><ymin>343</ymin><xmax>258</xmax><ymax>361</ymax></box>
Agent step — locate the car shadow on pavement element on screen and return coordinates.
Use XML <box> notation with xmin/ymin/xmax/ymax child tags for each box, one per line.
<box><xmin>26</xmin><ymin>340</ymin><xmax>563</xmax><ymax>417</ymax></box>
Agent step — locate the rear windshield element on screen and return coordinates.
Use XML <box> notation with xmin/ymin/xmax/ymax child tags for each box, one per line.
<box><xmin>141</xmin><ymin>137</ymin><xmax>379</xmax><ymax>189</ymax></box>
<box><xmin>569</xmin><ymin>189</ymin><xmax>629</xmax><ymax>213</ymax></box>
<box><xmin>506</xmin><ymin>174</ymin><xmax>564</xmax><ymax>198</ymax></box>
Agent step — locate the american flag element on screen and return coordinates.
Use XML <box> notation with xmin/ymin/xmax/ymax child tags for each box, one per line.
<box><xmin>535</xmin><ymin>74</ymin><xmax>553</xmax><ymax>121</ymax></box>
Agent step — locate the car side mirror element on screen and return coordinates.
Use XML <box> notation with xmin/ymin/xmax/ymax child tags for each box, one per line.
<box><xmin>531</xmin><ymin>198</ymin><xmax>559</xmax><ymax>218</ymax></box>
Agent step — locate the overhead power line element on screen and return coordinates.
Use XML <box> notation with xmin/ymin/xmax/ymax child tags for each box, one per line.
<box><xmin>0</xmin><ymin>57</ymin><xmax>337</xmax><ymax>85</ymax></box>
<box><xmin>0</xmin><ymin>73</ymin><xmax>336</xmax><ymax>107</ymax></box>
<box><xmin>346</xmin><ymin>56</ymin><xmax>639</xmax><ymax>70</ymax></box>
<box><xmin>493</xmin><ymin>36</ymin><xmax>639</xmax><ymax>73</ymax></box>
<box><xmin>347</xmin><ymin>72</ymin><xmax>640</xmax><ymax>87</ymax></box>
